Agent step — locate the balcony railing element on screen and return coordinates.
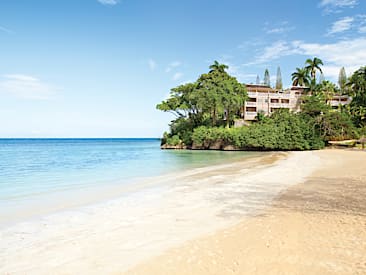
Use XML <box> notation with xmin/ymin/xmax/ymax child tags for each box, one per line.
<box><xmin>246</xmin><ymin>101</ymin><xmax>257</xmax><ymax>106</ymax></box>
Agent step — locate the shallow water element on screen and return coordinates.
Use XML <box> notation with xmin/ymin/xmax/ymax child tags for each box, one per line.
<box><xmin>0</xmin><ymin>151</ymin><xmax>320</xmax><ymax>274</ymax></box>
<box><xmin>0</xmin><ymin>138</ymin><xmax>260</xmax><ymax>225</ymax></box>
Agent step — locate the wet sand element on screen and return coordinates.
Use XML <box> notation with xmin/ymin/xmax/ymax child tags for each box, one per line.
<box><xmin>126</xmin><ymin>149</ymin><xmax>366</xmax><ymax>275</ymax></box>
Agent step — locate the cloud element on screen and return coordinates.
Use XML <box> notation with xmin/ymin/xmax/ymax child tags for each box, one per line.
<box><xmin>165</xmin><ymin>61</ymin><xmax>181</xmax><ymax>73</ymax></box>
<box><xmin>148</xmin><ymin>59</ymin><xmax>156</xmax><ymax>71</ymax></box>
<box><xmin>320</xmin><ymin>0</ymin><xmax>358</xmax><ymax>7</ymax></box>
<box><xmin>172</xmin><ymin>72</ymin><xmax>183</xmax><ymax>81</ymax></box>
<box><xmin>0</xmin><ymin>74</ymin><xmax>57</xmax><ymax>99</ymax></box>
<box><xmin>264</xmin><ymin>21</ymin><xmax>295</xmax><ymax>34</ymax></box>
<box><xmin>0</xmin><ymin>25</ymin><xmax>15</xmax><ymax>34</ymax></box>
<box><xmin>319</xmin><ymin>0</ymin><xmax>358</xmax><ymax>13</ymax></box>
<box><xmin>243</xmin><ymin>41</ymin><xmax>294</xmax><ymax>66</ymax></box>
<box><xmin>244</xmin><ymin>37</ymin><xmax>366</xmax><ymax>80</ymax></box>
<box><xmin>97</xmin><ymin>0</ymin><xmax>119</xmax><ymax>5</ymax></box>
<box><xmin>327</xmin><ymin>16</ymin><xmax>354</xmax><ymax>34</ymax></box>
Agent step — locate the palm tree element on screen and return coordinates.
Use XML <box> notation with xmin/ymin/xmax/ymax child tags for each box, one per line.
<box><xmin>316</xmin><ymin>80</ymin><xmax>337</xmax><ymax>104</ymax></box>
<box><xmin>209</xmin><ymin>61</ymin><xmax>229</xmax><ymax>73</ymax></box>
<box><xmin>291</xmin><ymin>67</ymin><xmax>311</xmax><ymax>87</ymax></box>
<box><xmin>305</xmin><ymin>57</ymin><xmax>323</xmax><ymax>82</ymax></box>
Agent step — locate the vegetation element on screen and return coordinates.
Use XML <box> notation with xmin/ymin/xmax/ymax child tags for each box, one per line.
<box><xmin>158</xmin><ymin>59</ymin><xmax>365</xmax><ymax>151</ymax></box>
<box><xmin>292</xmin><ymin>67</ymin><xmax>311</xmax><ymax>87</ymax></box>
<box><xmin>276</xmin><ymin>66</ymin><xmax>283</xmax><ymax>90</ymax></box>
<box><xmin>263</xmin><ymin>69</ymin><xmax>270</xmax><ymax>87</ymax></box>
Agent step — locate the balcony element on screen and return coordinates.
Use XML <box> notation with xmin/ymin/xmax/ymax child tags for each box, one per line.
<box><xmin>246</xmin><ymin>101</ymin><xmax>257</xmax><ymax>106</ymax></box>
<box><xmin>245</xmin><ymin>111</ymin><xmax>257</xmax><ymax>120</ymax></box>
<box><xmin>269</xmin><ymin>103</ymin><xmax>290</xmax><ymax>108</ymax></box>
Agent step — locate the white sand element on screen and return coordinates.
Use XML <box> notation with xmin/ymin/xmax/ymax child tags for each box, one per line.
<box><xmin>0</xmin><ymin>151</ymin><xmax>320</xmax><ymax>274</ymax></box>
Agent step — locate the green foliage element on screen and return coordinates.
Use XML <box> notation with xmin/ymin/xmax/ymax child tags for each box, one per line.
<box><xmin>300</xmin><ymin>94</ymin><xmax>331</xmax><ymax>117</ymax></box>
<box><xmin>276</xmin><ymin>66</ymin><xmax>283</xmax><ymax>90</ymax></box>
<box><xmin>166</xmin><ymin>135</ymin><xmax>181</xmax><ymax>146</ymax></box>
<box><xmin>305</xmin><ymin>57</ymin><xmax>323</xmax><ymax>82</ymax></box>
<box><xmin>292</xmin><ymin>67</ymin><xmax>311</xmax><ymax>87</ymax></box>
<box><xmin>316</xmin><ymin>111</ymin><xmax>359</xmax><ymax>141</ymax></box>
<box><xmin>157</xmin><ymin>61</ymin><xmax>247</xmax><ymax>146</ymax></box>
<box><xmin>338</xmin><ymin>67</ymin><xmax>347</xmax><ymax>93</ymax></box>
<box><xmin>346</xmin><ymin>66</ymin><xmax>366</xmax><ymax>127</ymax></box>
<box><xmin>263</xmin><ymin>69</ymin><xmax>270</xmax><ymax>87</ymax></box>
<box><xmin>191</xmin><ymin>110</ymin><xmax>324</xmax><ymax>151</ymax></box>
<box><xmin>315</xmin><ymin>80</ymin><xmax>338</xmax><ymax>103</ymax></box>
<box><xmin>160</xmin><ymin>60</ymin><xmax>365</xmax><ymax>150</ymax></box>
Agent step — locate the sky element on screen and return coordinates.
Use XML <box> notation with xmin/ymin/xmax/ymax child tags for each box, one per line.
<box><xmin>0</xmin><ymin>0</ymin><xmax>365</xmax><ymax>137</ymax></box>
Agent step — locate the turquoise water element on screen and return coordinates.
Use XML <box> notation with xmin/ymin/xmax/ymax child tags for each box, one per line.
<box><xmin>0</xmin><ymin>138</ymin><xmax>257</xmax><ymax>224</ymax></box>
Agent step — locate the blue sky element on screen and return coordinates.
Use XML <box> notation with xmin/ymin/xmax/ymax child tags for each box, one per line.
<box><xmin>0</xmin><ymin>0</ymin><xmax>365</xmax><ymax>137</ymax></box>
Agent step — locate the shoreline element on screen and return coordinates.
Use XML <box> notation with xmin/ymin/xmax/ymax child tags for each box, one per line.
<box><xmin>0</xmin><ymin>151</ymin><xmax>321</xmax><ymax>274</ymax></box>
<box><xmin>125</xmin><ymin>149</ymin><xmax>366</xmax><ymax>275</ymax></box>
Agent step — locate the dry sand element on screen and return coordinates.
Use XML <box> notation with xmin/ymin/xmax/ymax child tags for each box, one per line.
<box><xmin>125</xmin><ymin>149</ymin><xmax>366</xmax><ymax>275</ymax></box>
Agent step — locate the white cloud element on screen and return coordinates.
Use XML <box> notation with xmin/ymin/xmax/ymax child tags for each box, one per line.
<box><xmin>359</xmin><ymin>25</ymin><xmax>366</xmax><ymax>33</ymax></box>
<box><xmin>244</xmin><ymin>37</ymin><xmax>366</xmax><ymax>80</ymax></box>
<box><xmin>264</xmin><ymin>21</ymin><xmax>295</xmax><ymax>34</ymax></box>
<box><xmin>327</xmin><ymin>16</ymin><xmax>354</xmax><ymax>34</ymax></box>
<box><xmin>0</xmin><ymin>74</ymin><xmax>57</xmax><ymax>99</ymax></box>
<box><xmin>244</xmin><ymin>41</ymin><xmax>294</xmax><ymax>66</ymax></box>
<box><xmin>291</xmin><ymin>38</ymin><xmax>366</xmax><ymax>79</ymax></box>
<box><xmin>320</xmin><ymin>0</ymin><xmax>358</xmax><ymax>7</ymax></box>
<box><xmin>173</xmin><ymin>72</ymin><xmax>183</xmax><ymax>81</ymax></box>
<box><xmin>97</xmin><ymin>0</ymin><xmax>119</xmax><ymax>5</ymax></box>
<box><xmin>165</xmin><ymin>61</ymin><xmax>181</xmax><ymax>72</ymax></box>
<box><xmin>0</xmin><ymin>25</ymin><xmax>14</xmax><ymax>34</ymax></box>
<box><xmin>148</xmin><ymin>59</ymin><xmax>156</xmax><ymax>71</ymax></box>
<box><xmin>319</xmin><ymin>0</ymin><xmax>358</xmax><ymax>13</ymax></box>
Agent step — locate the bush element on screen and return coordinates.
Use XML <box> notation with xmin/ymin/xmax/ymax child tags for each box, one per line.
<box><xmin>191</xmin><ymin>110</ymin><xmax>325</xmax><ymax>151</ymax></box>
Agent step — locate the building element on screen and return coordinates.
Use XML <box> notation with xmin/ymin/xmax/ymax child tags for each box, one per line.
<box><xmin>242</xmin><ymin>84</ymin><xmax>304</xmax><ymax>121</ymax></box>
<box><xmin>241</xmin><ymin>84</ymin><xmax>351</xmax><ymax>121</ymax></box>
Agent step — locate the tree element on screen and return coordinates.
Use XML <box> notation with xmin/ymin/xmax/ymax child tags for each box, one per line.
<box><xmin>338</xmin><ymin>67</ymin><xmax>347</xmax><ymax>94</ymax></box>
<box><xmin>292</xmin><ymin>67</ymin><xmax>311</xmax><ymax>87</ymax></box>
<box><xmin>209</xmin><ymin>60</ymin><xmax>228</xmax><ymax>73</ymax></box>
<box><xmin>264</xmin><ymin>69</ymin><xmax>270</xmax><ymax>87</ymax></box>
<box><xmin>157</xmin><ymin>61</ymin><xmax>247</xmax><ymax>145</ymax></box>
<box><xmin>275</xmin><ymin>66</ymin><xmax>283</xmax><ymax>90</ymax></box>
<box><xmin>316</xmin><ymin>80</ymin><xmax>338</xmax><ymax>104</ymax></box>
<box><xmin>347</xmin><ymin>66</ymin><xmax>366</xmax><ymax>126</ymax></box>
<box><xmin>305</xmin><ymin>57</ymin><xmax>323</xmax><ymax>82</ymax></box>
<box><xmin>256</xmin><ymin>75</ymin><xmax>260</xmax><ymax>85</ymax></box>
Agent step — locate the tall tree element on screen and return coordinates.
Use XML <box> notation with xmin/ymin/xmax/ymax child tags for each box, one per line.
<box><xmin>209</xmin><ymin>60</ymin><xmax>228</xmax><ymax>73</ymax></box>
<box><xmin>316</xmin><ymin>80</ymin><xmax>337</xmax><ymax>104</ymax></box>
<box><xmin>347</xmin><ymin>66</ymin><xmax>366</xmax><ymax>126</ymax></box>
<box><xmin>305</xmin><ymin>57</ymin><xmax>323</xmax><ymax>82</ymax></box>
<box><xmin>263</xmin><ymin>69</ymin><xmax>270</xmax><ymax>87</ymax></box>
<box><xmin>338</xmin><ymin>67</ymin><xmax>347</xmax><ymax>93</ymax></box>
<box><xmin>256</xmin><ymin>75</ymin><xmax>260</xmax><ymax>85</ymax></box>
<box><xmin>292</xmin><ymin>67</ymin><xmax>311</xmax><ymax>87</ymax></box>
<box><xmin>275</xmin><ymin>66</ymin><xmax>283</xmax><ymax>90</ymax></box>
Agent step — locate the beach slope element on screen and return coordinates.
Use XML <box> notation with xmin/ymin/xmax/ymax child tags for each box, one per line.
<box><xmin>126</xmin><ymin>149</ymin><xmax>366</xmax><ymax>275</ymax></box>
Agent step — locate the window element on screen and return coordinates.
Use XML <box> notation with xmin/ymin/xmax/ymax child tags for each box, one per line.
<box><xmin>246</xmin><ymin>107</ymin><xmax>257</xmax><ymax>112</ymax></box>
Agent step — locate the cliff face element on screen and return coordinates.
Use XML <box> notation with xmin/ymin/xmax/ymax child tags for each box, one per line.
<box><xmin>161</xmin><ymin>140</ymin><xmax>241</xmax><ymax>151</ymax></box>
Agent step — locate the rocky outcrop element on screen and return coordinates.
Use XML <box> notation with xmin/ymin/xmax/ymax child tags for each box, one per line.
<box><xmin>160</xmin><ymin>144</ymin><xmax>187</xmax><ymax>150</ymax></box>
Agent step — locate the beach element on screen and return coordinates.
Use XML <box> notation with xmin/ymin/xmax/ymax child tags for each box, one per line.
<box><xmin>1</xmin><ymin>149</ymin><xmax>365</xmax><ymax>274</ymax></box>
<box><xmin>126</xmin><ymin>149</ymin><xmax>366</xmax><ymax>275</ymax></box>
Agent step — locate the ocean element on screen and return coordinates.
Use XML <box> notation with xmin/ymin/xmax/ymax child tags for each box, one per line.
<box><xmin>0</xmin><ymin>139</ymin><xmax>319</xmax><ymax>273</ymax></box>
<box><xmin>0</xmin><ymin>138</ymin><xmax>258</xmax><ymax>226</ymax></box>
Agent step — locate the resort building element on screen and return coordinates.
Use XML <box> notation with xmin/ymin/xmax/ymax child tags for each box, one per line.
<box><xmin>242</xmin><ymin>84</ymin><xmax>304</xmax><ymax>121</ymax></box>
<box><xmin>241</xmin><ymin>84</ymin><xmax>351</xmax><ymax>121</ymax></box>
